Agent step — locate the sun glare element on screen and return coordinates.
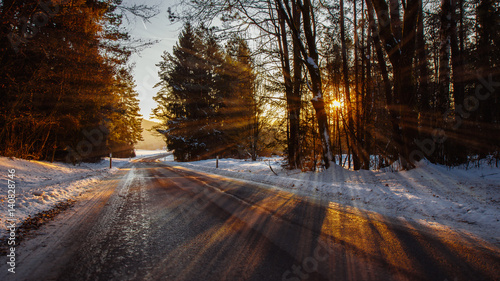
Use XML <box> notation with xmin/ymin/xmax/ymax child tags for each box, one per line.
<box><xmin>332</xmin><ymin>100</ymin><xmax>342</xmax><ymax>108</ymax></box>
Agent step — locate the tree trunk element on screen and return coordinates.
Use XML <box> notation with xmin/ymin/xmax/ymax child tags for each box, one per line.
<box><xmin>398</xmin><ymin>0</ymin><xmax>419</xmax><ymax>169</ymax></box>
<box><xmin>277</xmin><ymin>6</ymin><xmax>298</xmax><ymax>168</ymax></box>
<box><xmin>370</xmin><ymin>0</ymin><xmax>419</xmax><ymax>169</ymax></box>
<box><xmin>277</xmin><ymin>0</ymin><xmax>334</xmax><ymax>168</ymax></box>
<box><xmin>360</xmin><ymin>0</ymin><xmax>371</xmax><ymax>169</ymax></box>
<box><xmin>341</xmin><ymin>0</ymin><xmax>357</xmax><ymax>170</ymax></box>
<box><xmin>291</xmin><ymin>2</ymin><xmax>303</xmax><ymax>168</ymax></box>
<box><xmin>438</xmin><ymin>0</ymin><xmax>452</xmax><ymax>117</ymax></box>
<box><xmin>276</xmin><ymin>0</ymin><xmax>332</xmax><ymax>168</ymax></box>
<box><xmin>352</xmin><ymin>0</ymin><xmax>362</xmax><ymax>170</ymax></box>
<box><xmin>416</xmin><ymin>0</ymin><xmax>431</xmax><ymax>141</ymax></box>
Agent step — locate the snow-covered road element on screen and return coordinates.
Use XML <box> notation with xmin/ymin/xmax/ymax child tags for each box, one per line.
<box><xmin>1</xmin><ymin>157</ymin><xmax>498</xmax><ymax>280</ymax></box>
<box><xmin>0</xmin><ymin>150</ymin><xmax>168</xmax><ymax>240</ymax></box>
<box><xmin>164</xmin><ymin>157</ymin><xmax>500</xmax><ymax>246</ymax></box>
<box><xmin>2</xmin><ymin>151</ymin><xmax>499</xmax><ymax>246</ymax></box>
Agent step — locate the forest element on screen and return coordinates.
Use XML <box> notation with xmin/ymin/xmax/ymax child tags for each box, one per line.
<box><xmin>1</xmin><ymin>0</ymin><xmax>499</xmax><ymax>171</ymax></box>
<box><xmin>0</xmin><ymin>0</ymin><xmax>147</xmax><ymax>162</ymax></box>
<box><xmin>153</xmin><ymin>0</ymin><xmax>500</xmax><ymax>170</ymax></box>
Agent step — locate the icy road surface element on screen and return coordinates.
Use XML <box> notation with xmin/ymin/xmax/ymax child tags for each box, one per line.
<box><xmin>1</xmin><ymin>157</ymin><xmax>498</xmax><ymax>280</ymax></box>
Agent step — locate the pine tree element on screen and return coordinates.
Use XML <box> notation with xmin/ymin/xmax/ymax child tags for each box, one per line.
<box><xmin>108</xmin><ymin>67</ymin><xmax>143</xmax><ymax>158</ymax></box>
<box><xmin>218</xmin><ymin>37</ymin><xmax>257</xmax><ymax>158</ymax></box>
<box><xmin>154</xmin><ymin>23</ymin><xmax>221</xmax><ymax>161</ymax></box>
<box><xmin>0</xmin><ymin>0</ymin><xmax>143</xmax><ymax>162</ymax></box>
<box><xmin>154</xmin><ymin>24</ymin><xmax>259</xmax><ymax>161</ymax></box>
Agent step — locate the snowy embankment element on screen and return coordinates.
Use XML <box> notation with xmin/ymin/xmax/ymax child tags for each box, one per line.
<box><xmin>0</xmin><ymin>150</ymin><xmax>166</xmax><ymax>238</ymax></box>
<box><xmin>163</xmin><ymin>156</ymin><xmax>500</xmax><ymax>245</ymax></box>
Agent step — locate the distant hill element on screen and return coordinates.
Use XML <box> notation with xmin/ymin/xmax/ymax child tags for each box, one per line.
<box><xmin>135</xmin><ymin>119</ymin><xmax>166</xmax><ymax>150</ymax></box>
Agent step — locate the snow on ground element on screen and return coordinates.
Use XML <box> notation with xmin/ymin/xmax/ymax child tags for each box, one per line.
<box><xmin>0</xmin><ymin>150</ymin><xmax>167</xmax><ymax>238</ymax></box>
<box><xmin>164</xmin><ymin>157</ymin><xmax>500</xmax><ymax>245</ymax></box>
<box><xmin>134</xmin><ymin>149</ymin><xmax>168</xmax><ymax>158</ymax></box>
<box><xmin>2</xmin><ymin>148</ymin><xmax>498</xmax><ymax>246</ymax></box>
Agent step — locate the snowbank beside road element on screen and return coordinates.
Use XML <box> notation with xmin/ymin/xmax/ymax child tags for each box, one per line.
<box><xmin>0</xmin><ymin>150</ymin><xmax>166</xmax><ymax>238</ymax></box>
<box><xmin>164</xmin><ymin>157</ymin><xmax>500</xmax><ymax>245</ymax></box>
<box><xmin>2</xmin><ymin>149</ymin><xmax>497</xmax><ymax>246</ymax></box>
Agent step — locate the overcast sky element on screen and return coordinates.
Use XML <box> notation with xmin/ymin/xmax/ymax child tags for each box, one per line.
<box><xmin>123</xmin><ymin>0</ymin><xmax>183</xmax><ymax>121</ymax></box>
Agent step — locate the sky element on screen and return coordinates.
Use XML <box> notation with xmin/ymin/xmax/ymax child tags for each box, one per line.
<box><xmin>122</xmin><ymin>0</ymin><xmax>183</xmax><ymax>121</ymax></box>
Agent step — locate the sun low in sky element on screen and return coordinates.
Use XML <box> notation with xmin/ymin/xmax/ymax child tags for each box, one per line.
<box><xmin>332</xmin><ymin>100</ymin><xmax>342</xmax><ymax>108</ymax></box>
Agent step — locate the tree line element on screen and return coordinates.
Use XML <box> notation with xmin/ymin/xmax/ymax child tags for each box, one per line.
<box><xmin>0</xmin><ymin>0</ymin><xmax>146</xmax><ymax>162</ymax></box>
<box><xmin>159</xmin><ymin>0</ymin><xmax>499</xmax><ymax>170</ymax></box>
<box><xmin>153</xmin><ymin>24</ymin><xmax>261</xmax><ymax>161</ymax></box>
